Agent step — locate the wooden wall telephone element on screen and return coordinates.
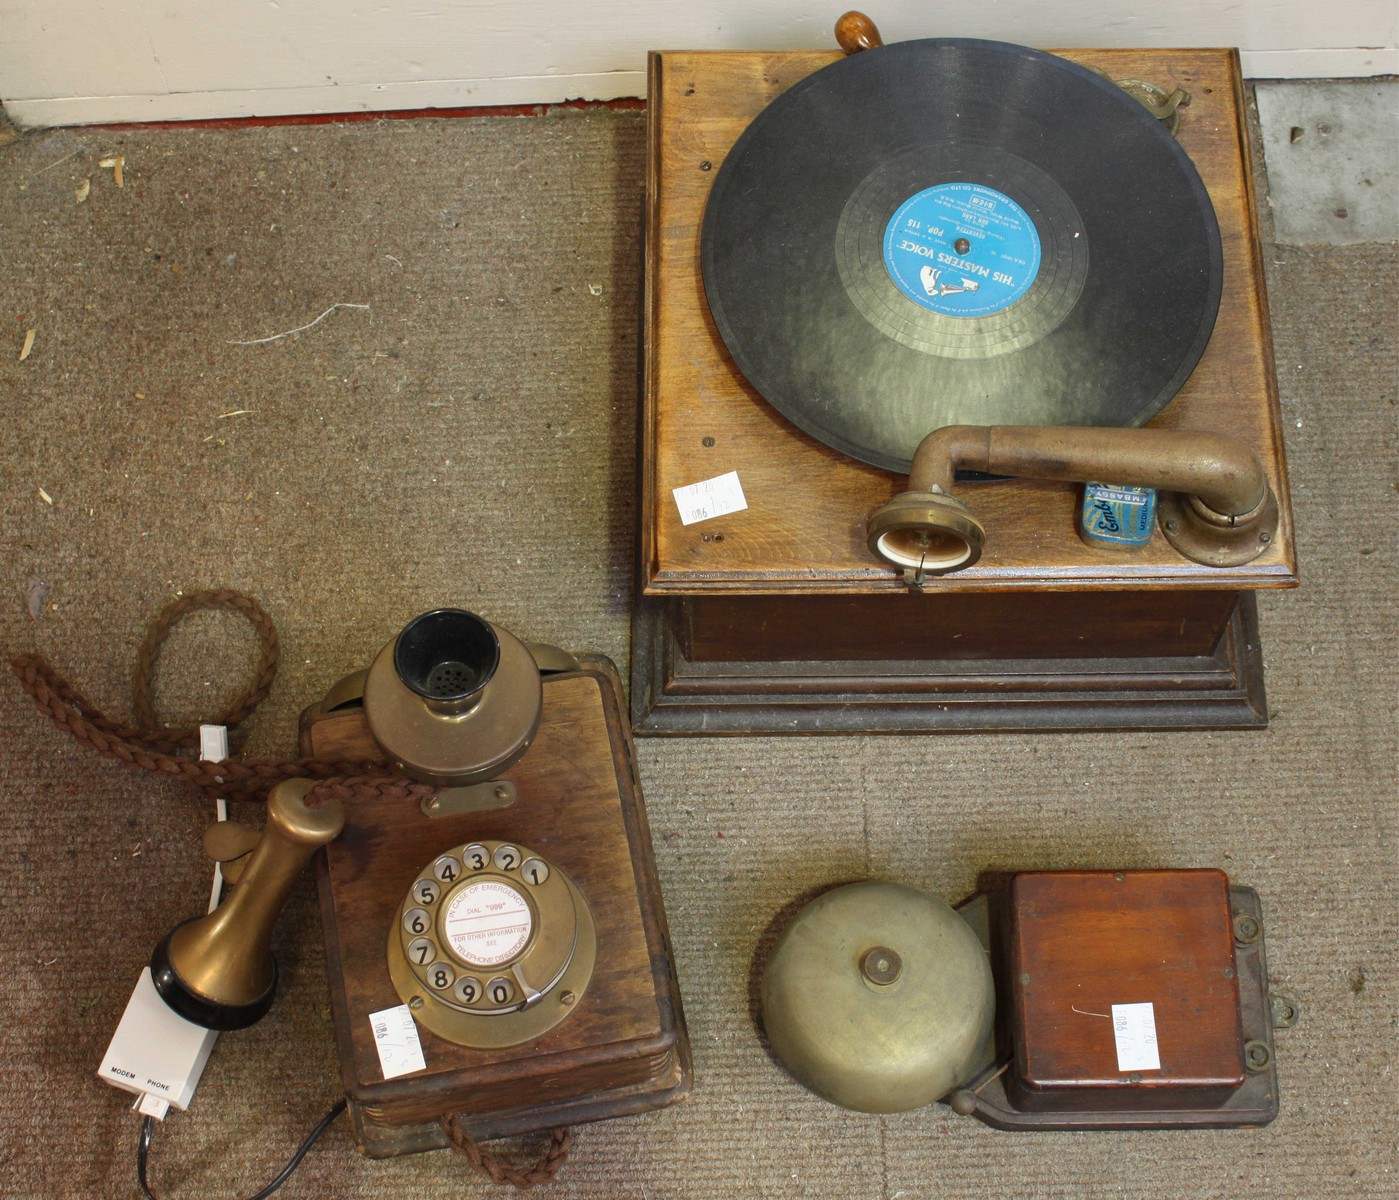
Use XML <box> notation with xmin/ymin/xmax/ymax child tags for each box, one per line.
<box><xmin>298</xmin><ymin>610</ymin><xmax>691</xmax><ymax>1156</ymax></box>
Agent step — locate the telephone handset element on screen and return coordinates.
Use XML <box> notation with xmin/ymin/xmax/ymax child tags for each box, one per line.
<box><xmin>388</xmin><ymin>839</ymin><xmax>597</xmax><ymax>1049</ymax></box>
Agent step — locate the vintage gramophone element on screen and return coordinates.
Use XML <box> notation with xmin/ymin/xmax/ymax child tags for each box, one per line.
<box><xmin>153</xmin><ymin>608</ymin><xmax>691</xmax><ymax>1157</ymax></box>
<box><xmin>761</xmin><ymin>868</ymin><xmax>1297</xmax><ymax>1128</ymax></box>
<box><xmin>631</xmin><ymin>12</ymin><xmax>1296</xmax><ymax>733</ymax></box>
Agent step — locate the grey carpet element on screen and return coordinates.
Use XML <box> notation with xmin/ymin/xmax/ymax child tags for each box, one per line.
<box><xmin>0</xmin><ymin>106</ymin><xmax>1394</xmax><ymax>1199</ymax></box>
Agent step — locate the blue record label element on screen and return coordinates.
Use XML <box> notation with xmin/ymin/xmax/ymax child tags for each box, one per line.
<box><xmin>882</xmin><ymin>183</ymin><xmax>1042</xmax><ymax>318</ymax></box>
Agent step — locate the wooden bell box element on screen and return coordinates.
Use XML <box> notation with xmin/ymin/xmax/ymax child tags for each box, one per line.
<box><xmin>951</xmin><ymin>868</ymin><xmax>1287</xmax><ymax>1129</ymax></box>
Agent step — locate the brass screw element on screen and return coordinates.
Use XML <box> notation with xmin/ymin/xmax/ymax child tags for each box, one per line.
<box><xmin>1233</xmin><ymin>912</ymin><xmax>1262</xmax><ymax>944</ymax></box>
<box><xmin>861</xmin><ymin>946</ymin><xmax>902</xmax><ymax>986</ymax></box>
<box><xmin>494</xmin><ymin>785</ymin><xmax>510</xmax><ymax>801</ymax></box>
<box><xmin>560</xmin><ymin>991</ymin><xmax>577</xmax><ymax>1006</ymax></box>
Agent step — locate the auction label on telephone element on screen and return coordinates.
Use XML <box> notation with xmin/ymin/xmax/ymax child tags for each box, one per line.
<box><xmin>370</xmin><ymin>1004</ymin><xmax>426</xmax><ymax>1080</ymax></box>
<box><xmin>1111</xmin><ymin>1002</ymin><xmax>1161</xmax><ymax>1072</ymax></box>
<box><xmin>673</xmin><ymin>470</ymin><xmax>748</xmax><ymax>526</ymax></box>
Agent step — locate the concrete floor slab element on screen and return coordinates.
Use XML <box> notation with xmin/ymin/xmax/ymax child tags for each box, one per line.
<box><xmin>1255</xmin><ymin>80</ymin><xmax>1399</xmax><ymax>245</ymax></box>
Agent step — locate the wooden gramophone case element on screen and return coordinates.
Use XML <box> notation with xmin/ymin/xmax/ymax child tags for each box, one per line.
<box><xmin>632</xmin><ymin>46</ymin><xmax>1296</xmax><ymax>734</ymax></box>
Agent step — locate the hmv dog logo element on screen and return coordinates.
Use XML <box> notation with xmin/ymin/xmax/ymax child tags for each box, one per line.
<box><xmin>919</xmin><ymin>265</ymin><xmax>981</xmax><ymax>298</ymax></box>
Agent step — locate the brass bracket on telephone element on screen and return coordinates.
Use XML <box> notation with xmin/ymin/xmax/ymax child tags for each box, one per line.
<box><xmin>868</xmin><ymin>424</ymin><xmax>1280</xmax><ymax>580</ymax></box>
<box><xmin>421</xmin><ymin>780</ymin><xmax>518</xmax><ymax>818</ymax></box>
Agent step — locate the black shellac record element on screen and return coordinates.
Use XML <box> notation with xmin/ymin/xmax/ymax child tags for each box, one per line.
<box><xmin>700</xmin><ymin>39</ymin><xmax>1223</xmax><ymax>472</ymax></box>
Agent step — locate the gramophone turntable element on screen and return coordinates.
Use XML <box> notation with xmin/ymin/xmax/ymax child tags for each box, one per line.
<box><xmin>631</xmin><ymin>13</ymin><xmax>1296</xmax><ymax>734</ymax></box>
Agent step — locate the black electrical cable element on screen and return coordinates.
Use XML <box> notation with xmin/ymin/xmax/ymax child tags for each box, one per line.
<box><xmin>136</xmin><ymin>1099</ymin><xmax>347</xmax><ymax>1200</ymax></box>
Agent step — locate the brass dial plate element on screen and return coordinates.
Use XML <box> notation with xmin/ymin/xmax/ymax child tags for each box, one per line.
<box><xmin>387</xmin><ymin>839</ymin><xmax>596</xmax><ymax>1050</ymax></box>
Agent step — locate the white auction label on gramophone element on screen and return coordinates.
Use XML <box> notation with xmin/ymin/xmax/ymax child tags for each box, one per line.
<box><xmin>1111</xmin><ymin>1002</ymin><xmax>1161</xmax><ymax>1072</ymax></box>
<box><xmin>673</xmin><ymin>470</ymin><xmax>748</xmax><ymax>526</ymax></box>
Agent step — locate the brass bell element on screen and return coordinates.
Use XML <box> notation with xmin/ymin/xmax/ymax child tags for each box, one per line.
<box><xmin>760</xmin><ymin>881</ymin><xmax>995</xmax><ymax>1112</ymax></box>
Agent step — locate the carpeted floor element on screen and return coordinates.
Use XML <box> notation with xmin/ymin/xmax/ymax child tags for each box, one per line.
<box><xmin>0</xmin><ymin>100</ymin><xmax>1394</xmax><ymax>1200</ymax></box>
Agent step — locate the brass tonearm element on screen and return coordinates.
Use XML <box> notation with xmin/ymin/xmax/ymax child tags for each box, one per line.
<box><xmin>867</xmin><ymin>424</ymin><xmax>1280</xmax><ymax>578</ymax></box>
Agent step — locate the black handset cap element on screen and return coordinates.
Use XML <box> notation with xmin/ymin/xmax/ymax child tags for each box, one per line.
<box><xmin>150</xmin><ymin>926</ymin><xmax>277</xmax><ymax>1031</ymax></box>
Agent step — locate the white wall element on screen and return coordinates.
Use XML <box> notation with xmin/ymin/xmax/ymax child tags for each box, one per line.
<box><xmin>2</xmin><ymin>1</ymin><xmax>1396</xmax><ymax>127</ymax></box>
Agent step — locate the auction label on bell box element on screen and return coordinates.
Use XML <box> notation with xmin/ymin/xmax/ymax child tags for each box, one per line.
<box><xmin>1111</xmin><ymin>1001</ymin><xmax>1162</xmax><ymax>1072</ymax></box>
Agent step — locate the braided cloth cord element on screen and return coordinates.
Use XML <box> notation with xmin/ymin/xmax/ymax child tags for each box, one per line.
<box><xmin>11</xmin><ymin>589</ymin><xmax>573</xmax><ymax>1187</ymax></box>
<box><xmin>440</xmin><ymin>1117</ymin><xmax>573</xmax><ymax>1188</ymax></box>
<box><xmin>10</xmin><ymin>590</ymin><xmax>432</xmax><ymax>809</ymax></box>
<box><xmin>131</xmin><ymin>589</ymin><xmax>281</xmax><ymax>751</ymax></box>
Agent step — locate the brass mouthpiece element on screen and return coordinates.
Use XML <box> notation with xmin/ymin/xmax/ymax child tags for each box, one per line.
<box><xmin>360</xmin><ymin>608</ymin><xmax>543</xmax><ymax>788</ymax></box>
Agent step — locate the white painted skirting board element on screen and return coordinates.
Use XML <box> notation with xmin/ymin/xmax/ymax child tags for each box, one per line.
<box><xmin>3</xmin><ymin>72</ymin><xmax>648</xmax><ymax>129</ymax></box>
<box><xmin>1245</xmin><ymin>46</ymin><xmax>1399</xmax><ymax>77</ymax></box>
<box><xmin>6</xmin><ymin>46</ymin><xmax>1397</xmax><ymax>129</ymax></box>
<box><xmin>3</xmin><ymin>0</ymin><xmax>1396</xmax><ymax>131</ymax></box>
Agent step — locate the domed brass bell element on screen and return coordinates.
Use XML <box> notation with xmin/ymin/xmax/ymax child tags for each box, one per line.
<box><xmin>760</xmin><ymin>881</ymin><xmax>995</xmax><ymax>1113</ymax></box>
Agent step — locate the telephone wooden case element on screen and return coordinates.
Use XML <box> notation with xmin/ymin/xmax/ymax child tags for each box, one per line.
<box><xmin>301</xmin><ymin>658</ymin><xmax>691</xmax><ymax>1156</ymax></box>
<box><xmin>633</xmin><ymin>46</ymin><xmax>1297</xmax><ymax>734</ymax></box>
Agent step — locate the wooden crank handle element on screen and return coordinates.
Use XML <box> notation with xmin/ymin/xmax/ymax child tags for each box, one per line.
<box><xmin>835</xmin><ymin>11</ymin><xmax>884</xmax><ymax>53</ymax></box>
